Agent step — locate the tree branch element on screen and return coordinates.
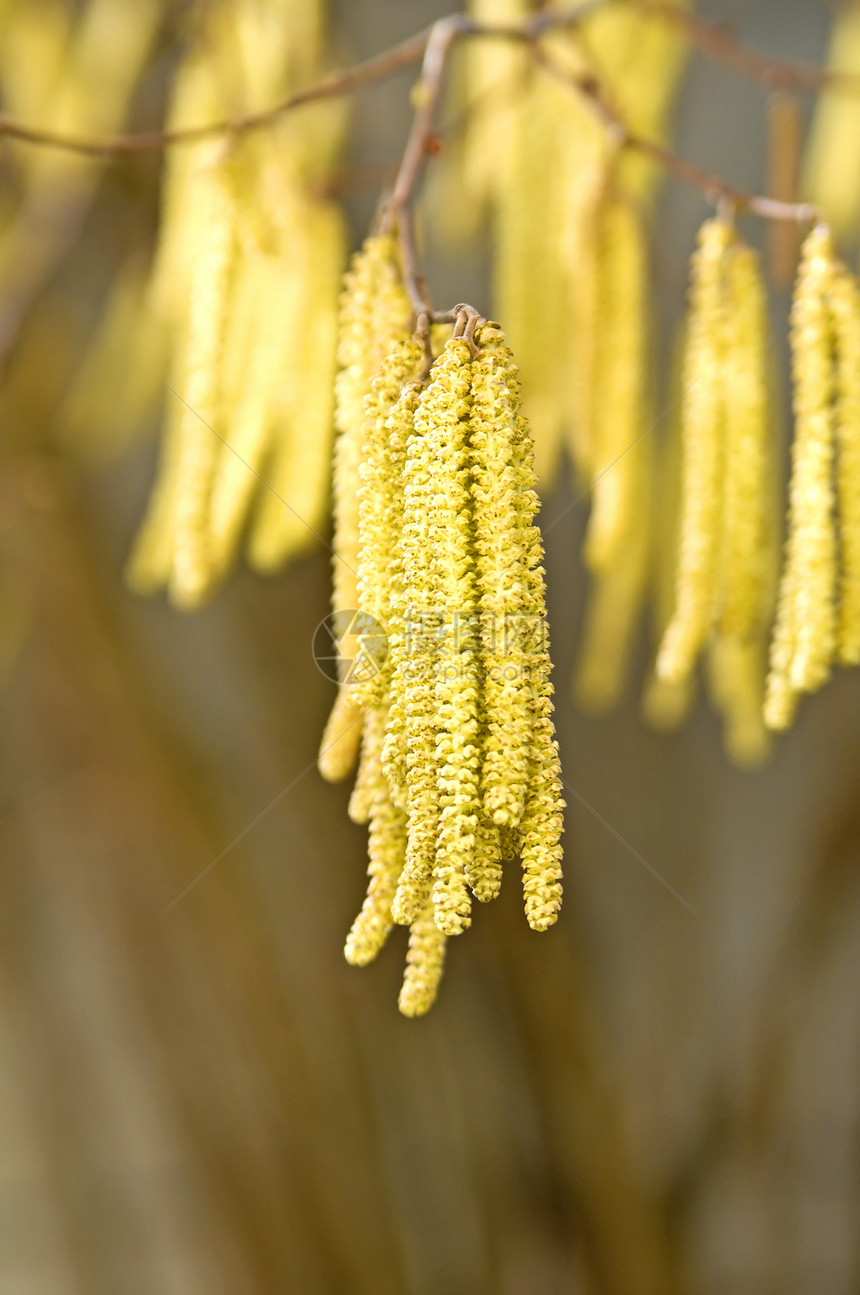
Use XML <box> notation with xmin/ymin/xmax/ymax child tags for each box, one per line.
<box><xmin>0</xmin><ymin>1</ymin><xmax>856</xmax><ymax>166</ymax></box>
<box><xmin>535</xmin><ymin>46</ymin><xmax>819</xmax><ymax>225</ymax></box>
<box><xmin>0</xmin><ymin>29</ymin><xmax>433</xmax><ymax>157</ymax></box>
<box><xmin>632</xmin><ymin>0</ymin><xmax>860</xmax><ymax>96</ymax></box>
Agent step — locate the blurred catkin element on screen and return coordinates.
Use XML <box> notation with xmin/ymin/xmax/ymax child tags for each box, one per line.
<box><xmin>765</xmin><ymin>227</ymin><xmax>841</xmax><ymax>729</ymax></box>
<box><xmin>657</xmin><ymin>218</ymin><xmax>733</xmax><ymax>685</ymax></box>
<box><xmin>802</xmin><ymin>3</ymin><xmax>860</xmax><ymax>245</ymax></box>
<box><xmin>128</xmin><ymin>0</ymin><xmax>346</xmax><ymax>608</ymax></box>
<box><xmin>428</xmin><ymin>0</ymin><xmax>689</xmax><ymax>490</ymax></box>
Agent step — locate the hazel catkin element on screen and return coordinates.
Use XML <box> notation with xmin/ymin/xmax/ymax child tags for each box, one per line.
<box><xmin>335</xmin><ymin>320</ymin><xmax>565</xmax><ymax>1014</ymax></box>
<box><xmin>657</xmin><ymin>217</ymin><xmax>733</xmax><ymax>684</ymax></box>
<box><xmin>765</xmin><ymin>226</ymin><xmax>838</xmax><ymax>728</ymax></box>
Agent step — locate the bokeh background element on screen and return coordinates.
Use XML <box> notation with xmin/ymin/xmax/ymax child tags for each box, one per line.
<box><xmin>2</xmin><ymin>1</ymin><xmax>860</xmax><ymax>1291</ymax></box>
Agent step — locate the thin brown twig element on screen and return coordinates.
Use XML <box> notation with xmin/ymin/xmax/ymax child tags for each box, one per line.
<box><xmin>0</xmin><ymin>0</ymin><xmax>857</xmax><ymax>164</ymax></box>
<box><xmin>0</xmin><ymin>29</ymin><xmax>433</xmax><ymax>157</ymax></box>
<box><xmin>535</xmin><ymin>46</ymin><xmax>819</xmax><ymax>224</ymax></box>
<box><xmin>380</xmin><ymin>15</ymin><xmax>469</xmax><ymax>320</ymax></box>
<box><xmin>631</xmin><ymin>0</ymin><xmax>860</xmax><ymax>96</ymax></box>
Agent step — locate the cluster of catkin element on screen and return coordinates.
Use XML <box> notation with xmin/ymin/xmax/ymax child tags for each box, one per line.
<box><xmin>127</xmin><ymin>0</ymin><xmax>345</xmax><ymax>608</ymax></box>
<box><xmin>319</xmin><ymin>242</ymin><xmax>564</xmax><ymax>1016</ymax></box>
<box><xmin>764</xmin><ymin>226</ymin><xmax>860</xmax><ymax>729</ymax></box>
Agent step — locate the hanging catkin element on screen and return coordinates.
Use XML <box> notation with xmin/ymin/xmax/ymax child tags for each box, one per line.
<box><xmin>582</xmin><ymin>188</ymin><xmax>648</xmax><ymax>573</ymax></box>
<box><xmin>331</xmin><ymin>323</ymin><xmax>564</xmax><ymax>1015</ymax></box>
<box><xmin>169</xmin><ymin>160</ymin><xmax>239</xmax><ymax>608</ymax></box>
<box><xmin>765</xmin><ymin>226</ymin><xmax>838</xmax><ymax>729</ymax></box>
<box><xmin>657</xmin><ymin>218</ymin><xmax>733</xmax><ymax>683</ymax></box>
<box><xmin>718</xmin><ymin>242</ymin><xmax>772</xmax><ymax>641</ymax></box>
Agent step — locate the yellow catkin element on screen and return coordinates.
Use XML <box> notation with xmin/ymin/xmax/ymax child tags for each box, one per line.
<box><xmin>693</xmin><ymin>239</ymin><xmax>778</xmax><ymax>762</ymax></box>
<box><xmin>470</xmin><ymin>337</ymin><xmax>534</xmax><ymax>829</ymax></box>
<box><xmin>510</xmin><ymin>407</ymin><xmax>564</xmax><ymax>931</ymax></box>
<box><xmin>353</xmin><ymin>339</ymin><xmax>423</xmax><ymax>709</ymax></box>
<box><xmin>575</xmin><ymin>437</ymin><xmax>653</xmax><ymax>714</ymax></box>
<box><xmin>319</xmin><ymin>235</ymin><xmax>410</xmax><ymax>770</ymax></box>
<box><xmin>380</xmin><ymin>381</ymin><xmax>425</xmax><ymax>805</ymax></box>
<box><xmin>785</xmin><ymin>228</ymin><xmax>838</xmax><ymax>695</ymax></box>
<box><xmin>642</xmin><ymin>426</ymin><xmax>697</xmax><ymax>727</ymax></box>
<box><xmin>462</xmin><ymin>3</ymin><xmax>689</xmax><ymax>488</ymax></box>
<box><xmin>0</xmin><ymin>0</ymin><xmax>161</xmax><ymax>326</ymax></box>
<box><xmin>330</xmin><ymin>235</ymin><xmax>411</xmax><ymax>637</ymax></box>
<box><xmin>398</xmin><ymin>894</ymin><xmax>448</xmax><ymax>1018</ymax></box>
<box><xmin>128</xmin><ymin>0</ymin><xmax>345</xmax><ymax>601</ymax></box>
<box><xmin>765</xmin><ymin>228</ymin><xmax>838</xmax><ymax>727</ymax></box>
<box><xmin>801</xmin><ymin>3</ymin><xmax>860</xmax><ymax>243</ymax></box>
<box><xmin>344</xmin><ymin>705</ymin><xmax>407</xmax><ymax>967</ymax></box>
<box><xmin>59</xmin><ymin>249</ymin><xmax>168</xmax><ymax>464</ymax></box>
<box><xmin>248</xmin><ymin>199</ymin><xmax>345</xmax><ymax>571</ymax></box>
<box><xmin>493</xmin><ymin>69</ymin><xmax>573</xmax><ymax>487</ymax></box>
<box><xmin>568</xmin><ymin>161</ymin><xmax>609</xmax><ymax>480</ymax></box>
<box><xmin>391</xmin><ymin>368</ymin><xmax>445</xmax><ymax>927</ymax></box>
<box><xmin>146</xmin><ymin>57</ymin><xmax>217</xmax><ymax>326</ymax></box>
<box><xmin>125</xmin><ymin>423</ymin><xmax>183</xmax><ymax>595</ymax></box>
<box><xmin>583</xmin><ymin>192</ymin><xmax>648</xmax><ymax>573</ymax></box>
<box><xmin>206</xmin><ymin>242</ymin><xmax>296</xmax><ymax>576</ymax></box>
<box><xmin>423</xmin><ymin>340</ymin><xmax>480</xmax><ymax>938</ymax></box>
<box><xmin>435</xmin><ymin>0</ymin><xmax>531</xmax><ymax>242</ymax></box>
<box><xmin>169</xmin><ymin>159</ymin><xmax>239</xmax><ymax>609</ymax></box>
<box><xmin>584</xmin><ymin>5</ymin><xmax>692</xmax><ymax>196</ymax></box>
<box><xmin>786</xmin><ymin>232</ymin><xmax>838</xmax><ymax>690</ymax></box>
<box><xmin>1</xmin><ymin>0</ymin><xmax>71</xmax><ymax>130</ymax></box>
<box><xmin>467</xmin><ymin>812</ymin><xmax>503</xmax><ymax>904</ymax></box>
<box><xmin>763</xmin><ymin>562</ymin><xmax>800</xmax><ymax>732</ymax></box>
<box><xmin>656</xmin><ymin>218</ymin><xmax>733</xmax><ymax>683</ymax></box>
<box><xmin>708</xmin><ymin>636</ymin><xmax>771</xmax><ymax>770</ymax></box>
<box><xmin>347</xmin><ymin>707</ymin><xmax>377</xmax><ymax>826</ymax></box>
<box><xmin>318</xmin><ymin>686</ymin><xmax>363</xmax><ymax>783</ymax></box>
<box><xmin>830</xmin><ymin>267</ymin><xmax>860</xmax><ymax>663</ymax></box>
<box><xmin>718</xmin><ymin>242</ymin><xmax>771</xmax><ymax>640</ymax></box>
<box><xmin>334</xmin><ymin>324</ymin><xmax>564</xmax><ymax>1011</ymax></box>
<box><xmin>126</xmin><ymin>58</ymin><xmax>221</xmax><ymax>598</ymax></box>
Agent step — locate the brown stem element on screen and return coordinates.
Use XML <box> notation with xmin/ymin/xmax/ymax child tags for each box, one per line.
<box><xmin>381</xmin><ymin>16</ymin><xmax>470</xmax><ymax>319</ymax></box>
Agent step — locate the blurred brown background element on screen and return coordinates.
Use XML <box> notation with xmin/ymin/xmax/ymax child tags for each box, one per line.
<box><xmin>2</xmin><ymin>1</ymin><xmax>860</xmax><ymax>1292</ymax></box>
